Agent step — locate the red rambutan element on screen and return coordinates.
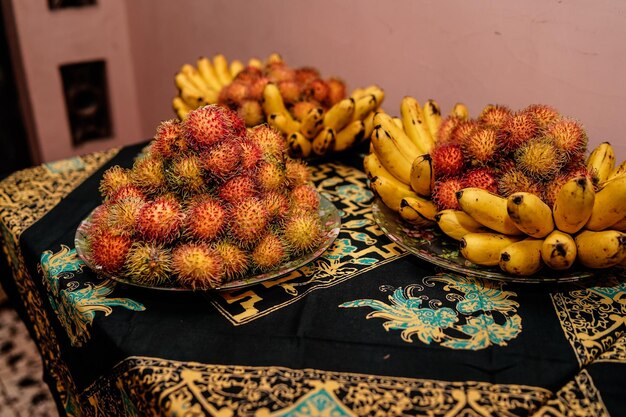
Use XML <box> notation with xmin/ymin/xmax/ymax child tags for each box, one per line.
<box><xmin>136</xmin><ymin>196</ymin><xmax>185</xmax><ymax>243</ymax></box>
<box><xmin>326</xmin><ymin>78</ymin><xmax>346</xmax><ymax>106</ymax></box>
<box><xmin>497</xmin><ymin>168</ymin><xmax>541</xmax><ymax>197</ymax></box>
<box><xmin>252</xmin><ymin>233</ymin><xmax>288</xmax><ymax>271</ymax></box>
<box><xmin>277</xmin><ymin>80</ymin><xmax>301</xmax><ymax>104</ymax></box>
<box><xmin>203</xmin><ymin>139</ymin><xmax>241</xmax><ymax>179</ymax></box>
<box><xmin>152</xmin><ymin>119</ymin><xmax>186</xmax><ymax>158</ymax></box>
<box><xmin>90</xmin><ymin>230</ymin><xmax>132</xmax><ymax>274</ymax></box>
<box><xmin>124</xmin><ymin>242</ymin><xmax>172</xmax><ymax>286</ymax></box>
<box><xmin>499</xmin><ymin>113</ymin><xmax>539</xmax><ymax>152</ymax></box>
<box><xmin>262</xmin><ymin>190</ymin><xmax>291</xmax><ymax>220</ymax></box>
<box><xmin>522</xmin><ymin>104</ymin><xmax>561</xmax><ymax>128</ymax></box>
<box><xmin>285</xmin><ymin>159</ymin><xmax>311</xmax><ymax>186</ymax></box>
<box><xmin>436</xmin><ymin>117</ymin><xmax>461</xmax><ymax>144</ymax></box>
<box><xmin>108</xmin><ymin>185</ymin><xmax>145</xmax><ymax>203</ymax></box>
<box><xmin>248</xmin><ymin>77</ymin><xmax>270</xmax><ymax>101</ymax></box>
<box><xmin>218</xmin><ymin>175</ymin><xmax>257</xmax><ymax>205</ymax></box>
<box><xmin>432</xmin><ymin>178</ymin><xmax>464</xmax><ymax>210</ymax></box>
<box><xmin>478</xmin><ymin>104</ymin><xmax>512</xmax><ymax>129</ymax></box>
<box><xmin>184</xmin><ymin>105</ymin><xmax>242</xmax><ymax>150</ymax></box>
<box><xmin>237</xmin><ymin>100</ymin><xmax>264</xmax><ymax>127</ymax></box>
<box><xmin>185</xmin><ymin>196</ymin><xmax>227</xmax><ymax>241</ymax></box>
<box><xmin>295</xmin><ymin>67</ymin><xmax>320</xmax><ymax>85</ymax></box>
<box><xmin>131</xmin><ymin>155</ymin><xmax>167</xmax><ymax>195</ymax></box>
<box><xmin>462</xmin><ymin>127</ymin><xmax>498</xmax><ymax>165</ymax></box>
<box><xmin>229</xmin><ymin>198</ymin><xmax>270</xmax><ymax>245</ymax></box>
<box><xmin>462</xmin><ymin>168</ymin><xmax>498</xmax><ymax>193</ymax></box>
<box><xmin>166</xmin><ymin>155</ymin><xmax>206</xmax><ymax>196</ymax></box>
<box><xmin>451</xmin><ymin>120</ymin><xmax>479</xmax><ymax>145</ymax></box>
<box><xmin>545</xmin><ymin>118</ymin><xmax>588</xmax><ymax>158</ymax></box>
<box><xmin>290</xmin><ymin>184</ymin><xmax>320</xmax><ymax>212</ymax></box>
<box><xmin>431</xmin><ymin>144</ymin><xmax>465</xmax><ymax>178</ymax></box>
<box><xmin>257</xmin><ymin>161</ymin><xmax>287</xmax><ymax>192</ymax></box>
<box><xmin>310</xmin><ymin>79</ymin><xmax>330</xmax><ymax>103</ymax></box>
<box><xmin>249</xmin><ymin>125</ymin><xmax>287</xmax><ymax>159</ymax></box>
<box><xmin>239</xmin><ymin>138</ymin><xmax>263</xmax><ymax>171</ymax></box>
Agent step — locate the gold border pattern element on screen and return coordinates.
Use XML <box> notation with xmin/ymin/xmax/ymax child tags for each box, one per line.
<box><xmin>82</xmin><ymin>356</ymin><xmax>554</xmax><ymax>417</ymax></box>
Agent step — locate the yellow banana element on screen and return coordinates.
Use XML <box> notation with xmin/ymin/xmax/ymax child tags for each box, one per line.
<box><xmin>398</xmin><ymin>199</ymin><xmax>435</xmax><ymax>227</ymax></box>
<box><xmin>552</xmin><ymin>176</ymin><xmax>594</xmax><ymax>234</ymax></box>
<box><xmin>456</xmin><ymin>188</ymin><xmax>523</xmax><ymax>235</ymax></box>
<box><xmin>362</xmin><ymin>111</ymin><xmax>376</xmax><ymax>142</ymax></box>
<box><xmin>311</xmin><ymin>127</ymin><xmax>335</xmax><ymax>156</ymax></box>
<box><xmin>409</xmin><ymin>154</ymin><xmax>434</xmax><ymax>197</ymax></box>
<box><xmin>352</xmin><ymin>94</ymin><xmax>378</xmax><ymax>121</ymax></box>
<box><xmin>610</xmin><ymin>160</ymin><xmax>626</xmax><ymax>179</ymax></box>
<box><xmin>323</xmin><ymin>98</ymin><xmax>355</xmax><ymax>131</ymax></box>
<box><xmin>266</xmin><ymin>52</ymin><xmax>283</xmax><ymax>65</ymax></box>
<box><xmin>434</xmin><ymin>209</ymin><xmax>490</xmax><ymax>241</ymax></box>
<box><xmin>611</xmin><ymin>217</ymin><xmax>626</xmax><ymax>231</ymax></box>
<box><xmin>247</xmin><ymin>58</ymin><xmax>263</xmax><ymax>69</ymax></box>
<box><xmin>423</xmin><ymin>99</ymin><xmax>443</xmax><ymax>140</ymax></box>
<box><xmin>262</xmin><ymin>84</ymin><xmax>298</xmax><ymax>125</ymax></box>
<box><xmin>450</xmin><ymin>103</ymin><xmax>469</xmax><ymax>120</ymax></box>
<box><xmin>229</xmin><ymin>59</ymin><xmax>245</xmax><ymax>78</ymax></box>
<box><xmin>172</xmin><ymin>97</ymin><xmax>191</xmax><ymax>120</ymax></box>
<box><xmin>374</xmin><ymin>112</ymin><xmax>421</xmax><ymax>162</ymax></box>
<box><xmin>180</xmin><ymin>88</ymin><xmax>209</xmax><ymax>109</ymax></box>
<box><xmin>174</xmin><ymin>72</ymin><xmax>205</xmax><ymax>98</ymax></box>
<box><xmin>575</xmin><ymin>230</ymin><xmax>626</xmax><ymax>269</ymax></box>
<box><xmin>181</xmin><ymin>64</ymin><xmax>212</xmax><ymax>93</ymax></box>
<box><xmin>333</xmin><ymin>120</ymin><xmax>364</xmax><ymax>152</ymax></box>
<box><xmin>267</xmin><ymin>112</ymin><xmax>301</xmax><ymax>135</ymax></box>
<box><xmin>287</xmin><ymin>132</ymin><xmax>312</xmax><ymax>159</ymax></box>
<box><xmin>460</xmin><ymin>233</ymin><xmax>523</xmax><ymax>266</ymax></box>
<box><xmin>196</xmin><ymin>57</ymin><xmax>223</xmax><ymax>91</ymax></box>
<box><xmin>541</xmin><ymin>230</ymin><xmax>577</xmax><ymax>270</ymax></box>
<box><xmin>363</xmin><ymin>85</ymin><xmax>385</xmax><ymax>107</ymax></box>
<box><xmin>349</xmin><ymin>87</ymin><xmax>367</xmax><ymax>100</ymax></box>
<box><xmin>364</xmin><ymin>153</ymin><xmax>417</xmax><ymax>212</ymax></box>
<box><xmin>370</xmin><ymin>125</ymin><xmax>413</xmax><ymax>184</ymax></box>
<box><xmin>506</xmin><ymin>192</ymin><xmax>554</xmax><ymax>238</ymax></box>
<box><xmin>585</xmin><ymin>175</ymin><xmax>626</xmax><ymax>230</ymax></box>
<box><xmin>499</xmin><ymin>238</ymin><xmax>544</xmax><ymax>276</ymax></box>
<box><xmin>392</xmin><ymin>117</ymin><xmax>403</xmax><ymax>129</ymax></box>
<box><xmin>400</xmin><ymin>96</ymin><xmax>435</xmax><ymax>154</ymax></box>
<box><xmin>401</xmin><ymin>195</ymin><xmax>438</xmax><ymax>221</ymax></box>
<box><xmin>587</xmin><ymin>142</ymin><xmax>616</xmax><ymax>185</ymax></box>
<box><xmin>299</xmin><ymin>107</ymin><xmax>325</xmax><ymax>139</ymax></box>
<box><xmin>213</xmin><ymin>54</ymin><xmax>233</xmax><ymax>86</ymax></box>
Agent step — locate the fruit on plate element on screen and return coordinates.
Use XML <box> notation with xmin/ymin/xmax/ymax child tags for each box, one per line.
<box><xmin>86</xmin><ymin>105</ymin><xmax>325</xmax><ymax>290</ymax></box>
<box><xmin>364</xmin><ymin>97</ymin><xmax>626</xmax><ymax>275</ymax></box>
<box><xmin>172</xmin><ymin>53</ymin><xmax>384</xmax><ymax>159</ymax></box>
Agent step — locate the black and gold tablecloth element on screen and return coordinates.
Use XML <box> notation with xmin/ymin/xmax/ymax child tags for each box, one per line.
<box><xmin>0</xmin><ymin>142</ymin><xmax>624</xmax><ymax>417</ymax></box>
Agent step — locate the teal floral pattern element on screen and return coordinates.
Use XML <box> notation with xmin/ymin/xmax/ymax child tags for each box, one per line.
<box><xmin>340</xmin><ymin>274</ymin><xmax>522</xmax><ymax>350</ymax></box>
<box><xmin>39</xmin><ymin>245</ymin><xmax>145</xmax><ymax>347</ymax></box>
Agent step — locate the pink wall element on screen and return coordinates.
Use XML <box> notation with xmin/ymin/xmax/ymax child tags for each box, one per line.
<box><xmin>6</xmin><ymin>1</ymin><xmax>142</xmax><ymax>163</ymax></box>
<box><xmin>126</xmin><ymin>0</ymin><xmax>626</xmax><ymax>160</ymax></box>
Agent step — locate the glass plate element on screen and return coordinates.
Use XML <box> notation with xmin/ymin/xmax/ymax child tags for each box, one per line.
<box><xmin>75</xmin><ymin>194</ymin><xmax>341</xmax><ymax>291</ymax></box>
<box><xmin>371</xmin><ymin>198</ymin><xmax>600</xmax><ymax>283</ymax></box>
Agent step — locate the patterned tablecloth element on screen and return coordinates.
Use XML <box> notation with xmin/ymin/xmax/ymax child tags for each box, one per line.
<box><xmin>0</xmin><ymin>142</ymin><xmax>624</xmax><ymax>417</ymax></box>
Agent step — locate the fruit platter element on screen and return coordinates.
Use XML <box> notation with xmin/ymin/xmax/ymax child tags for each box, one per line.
<box><xmin>75</xmin><ymin>105</ymin><xmax>340</xmax><ymax>291</ymax></box>
<box><xmin>364</xmin><ymin>97</ymin><xmax>626</xmax><ymax>280</ymax></box>
<box><xmin>171</xmin><ymin>52</ymin><xmax>384</xmax><ymax>159</ymax></box>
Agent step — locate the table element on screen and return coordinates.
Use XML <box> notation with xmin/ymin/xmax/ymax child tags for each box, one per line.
<box><xmin>0</xmin><ymin>142</ymin><xmax>624</xmax><ymax>417</ymax></box>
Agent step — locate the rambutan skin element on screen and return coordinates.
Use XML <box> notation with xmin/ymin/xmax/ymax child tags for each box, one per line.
<box><xmin>249</xmin><ymin>125</ymin><xmax>287</xmax><ymax>159</ymax></box>
<box><xmin>290</xmin><ymin>184</ymin><xmax>320</xmax><ymax>212</ymax></box>
<box><xmin>285</xmin><ymin>159</ymin><xmax>311</xmax><ymax>186</ymax></box>
<box><xmin>215</xmin><ymin>240</ymin><xmax>250</xmax><ymax>280</ymax></box>
<box><xmin>202</xmin><ymin>139</ymin><xmax>242</xmax><ymax>179</ymax></box>
<box><xmin>90</xmin><ymin>230</ymin><xmax>132</xmax><ymax>274</ymax></box>
<box><xmin>437</xmin><ymin>117</ymin><xmax>460</xmax><ymax>144</ymax></box>
<box><xmin>521</xmin><ymin>104</ymin><xmax>561</xmax><ymax>128</ymax></box>
<box><xmin>124</xmin><ymin>242</ymin><xmax>172</xmax><ymax>286</ymax></box>
<box><xmin>497</xmin><ymin>168</ymin><xmax>541</xmax><ymax>197</ymax></box>
<box><xmin>131</xmin><ymin>155</ymin><xmax>167</xmax><ymax>195</ymax></box>
<box><xmin>218</xmin><ymin>175</ymin><xmax>258</xmax><ymax>205</ymax></box>
<box><xmin>282</xmin><ymin>212</ymin><xmax>323</xmax><ymax>254</ymax></box>
<box><xmin>136</xmin><ymin>196</ymin><xmax>185</xmax><ymax>243</ymax></box>
<box><xmin>499</xmin><ymin>113</ymin><xmax>539</xmax><ymax>152</ymax></box>
<box><xmin>152</xmin><ymin>119</ymin><xmax>186</xmax><ymax>158</ymax></box>
<box><xmin>432</xmin><ymin>178</ymin><xmax>464</xmax><ymax>210</ymax></box>
<box><xmin>431</xmin><ymin>144</ymin><xmax>465</xmax><ymax>178</ymax></box>
<box><xmin>478</xmin><ymin>104</ymin><xmax>512</xmax><ymax>129</ymax></box>
<box><xmin>462</xmin><ymin>127</ymin><xmax>497</xmax><ymax>165</ymax></box>
<box><xmin>99</xmin><ymin>166</ymin><xmax>132</xmax><ymax>200</ymax></box>
<box><xmin>545</xmin><ymin>118</ymin><xmax>588</xmax><ymax>158</ymax></box>
<box><xmin>252</xmin><ymin>233</ymin><xmax>288</xmax><ymax>271</ymax></box>
<box><xmin>462</xmin><ymin>168</ymin><xmax>498</xmax><ymax>193</ymax></box>
<box><xmin>515</xmin><ymin>138</ymin><xmax>565</xmax><ymax>181</ymax></box>
<box><xmin>166</xmin><ymin>155</ymin><xmax>206</xmax><ymax>197</ymax></box>
<box><xmin>172</xmin><ymin>243</ymin><xmax>224</xmax><ymax>290</ymax></box>
<box><xmin>184</xmin><ymin>105</ymin><xmax>244</xmax><ymax>150</ymax></box>
<box><xmin>229</xmin><ymin>198</ymin><xmax>270</xmax><ymax>245</ymax></box>
<box><xmin>185</xmin><ymin>196</ymin><xmax>227</xmax><ymax>241</ymax></box>
<box><xmin>257</xmin><ymin>161</ymin><xmax>287</xmax><ymax>192</ymax></box>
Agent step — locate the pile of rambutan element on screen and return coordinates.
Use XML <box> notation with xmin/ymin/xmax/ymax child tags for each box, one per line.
<box><xmin>218</xmin><ymin>60</ymin><xmax>346</xmax><ymax>127</ymax></box>
<box><xmin>431</xmin><ymin>104</ymin><xmax>591</xmax><ymax>209</ymax></box>
<box><xmin>83</xmin><ymin>105</ymin><xmax>325</xmax><ymax>290</ymax></box>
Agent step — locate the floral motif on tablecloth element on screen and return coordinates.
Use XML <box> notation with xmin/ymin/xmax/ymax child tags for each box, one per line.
<box><xmin>39</xmin><ymin>245</ymin><xmax>145</xmax><ymax>347</ymax></box>
<box><xmin>340</xmin><ymin>273</ymin><xmax>522</xmax><ymax>350</ymax></box>
<box><xmin>80</xmin><ymin>356</ymin><xmax>553</xmax><ymax>417</ymax></box>
<box><xmin>552</xmin><ymin>273</ymin><xmax>626</xmax><ymax>366</ymax></box>
<box><xmin>210</xmin><ymin>163</ymin><xmax>406</xmax><ymax>325</ymax></box>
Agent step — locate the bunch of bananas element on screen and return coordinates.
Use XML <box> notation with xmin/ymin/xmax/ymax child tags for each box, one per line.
<box><xmin>364</xmin><ymin>97</ymin><xmax>626</xmax><ymax>275</ymax></box>
<box><xmin>172</xmin><ymin>53</ymin><xmax>384</xmax><ymax>159</ymax></box>
<box><xmin>265</xmin><ymin>83</ymin><xmax>384</xmax><ymax>159</ymax></box>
